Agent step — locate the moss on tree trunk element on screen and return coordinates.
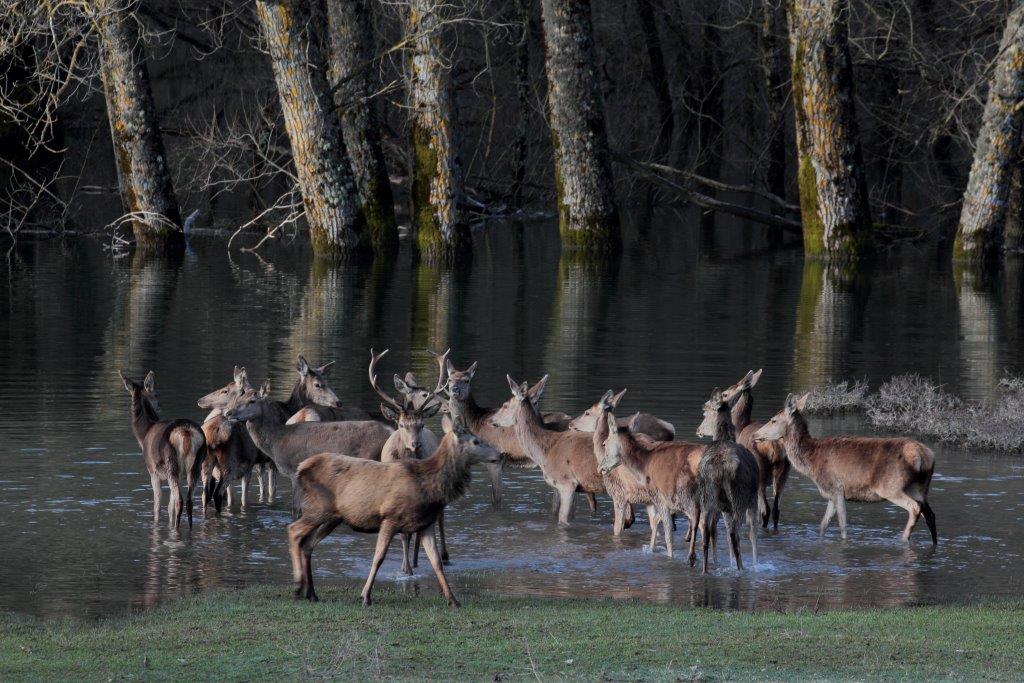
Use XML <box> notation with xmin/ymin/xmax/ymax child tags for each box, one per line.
<box><xmin>95</xmin><ymin>0</ymin><xmax>182</xmax><ymax>253</ymax></box>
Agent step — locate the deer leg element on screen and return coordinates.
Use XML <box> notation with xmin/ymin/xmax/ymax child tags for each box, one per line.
<box><xmin>687</xmin><ymin>503</ymin><xmax>701</xmax><ymax>567</ymax></box>
<box><xmin>557</xmin><ymin>486</ymin><xmax>575</xmax><ymax>526</ymax></box>
<box><xmin>890</xmin><ymin>492</ymin><xmax>923</xmax><ymax>543</ymax></box>
<box><xmin>420</xmin><ymin>523</ymin><xmax>459</xmax><ymax>608</ymax></box>
<box><xmin>646</xmin><ymin>505</ymin><xmax>659</xmax><ymax>552</ymax></box>
<box><xmin>226</xmin><ymin>479</ymin><xmax>234</xmax><ymax>509</ymax></box>
<box><xmin>723</xmin><ymin>514</ymin><xmax>740</xmax><ymax>570</ymax></box>
<box><xmin>771</xmin><ymin>462</ymin><xmax>790</xmax><ymax>531</ymax></box>
<box><xmin>168</xmin><ymin>484</ymin><xmax>182</xmax><ymax>531</ymax></box>
<box><xmin>746</xmin><ymin>509</ymin><xmax>758</xmax><ymax>567</ymax></box>
<box><xmin>256</xmin><ymin>464</ymin><xmax>265</xmax><ymax>501</ymax></box>
<box><xmin>701</xmin><ymin>514</ymin><xmax>714</xmax><ymax>575</ymax></box>
<box><xmin>149</xmin><ymin>474</ymin><xmax>161</xmax><ymax>522</ymax></box>
<box><xmin>266</xmin><ymin>468</ymin><xmax>276</xmax><ymax>501</ymax></box>
<box><xmin>361</xmin><ymin>522</ymin><xmax>396</xmax><ymax>607</ymax></box>
<box><xmin>612</xmin><ymin>498</ymin><xmax>625</xmax><ymax>536</ymax></box>
<box><xmin>660</xmin><ymin>508</ymin><xmax>674</xmax><ymax>558</ymax></box>
<box><xmin>585</xmin><ymin>492</ymin><xmax>598</xmax><ymax>513</ymax></box>
<box><xmin>921</xmin><ymin>500</ymin><xmax>938</xmax><ymax>545</ymax></box>
<box><xmin>412</xmin><ymin>531</ymin><xmax>421</xmax><ymax>569</ymax></box>
<box><xmin>399</xmin><ymin>534</ymin><xmax>413</xmax><ymax>575</ymax></box>
<box><xmin>301</xmin><ymin>521</ymin><xmax>339</xmax><ymax>602</ymax></box>
<box><xmin>437</xmin><ymin>512</ymin><xmax>450</xmax><ymax>565</ymax></box>
<box><xmin>486</xmin><ymin>461</ymin><xmax>503</xmax><ymax>507</ymax></box>
<box><xmin>819</xmin><ymin>500</ymin><xmax>836</xmax><ymax>537</ymax></box>
<box><xmin>200</xmin><ymin>471</ymin><xmax>208</xmax><ymax>510</ymax></box>
<box><xmin>549</xmin><ymin>490</ymin><xmax>560</xmax><ymax>514</ymax></box>
<box><xmin>623</xmin><ymin>503</ymin><xmax>634</xmax><ymax>529</ymax></box>
<box><xmin>834</xmin><ymin>496</ymin><xmax>849</xmax><ymax>540</ymax></box>
<box><xmin>287</xmin><ymin>517</ymin><xmax>317</xmax><ymax>599</ymax></box>
<box><xmin>240</xmin><ymin>471</ymin><xmax>249</xmax><ymax>508</ymax></box>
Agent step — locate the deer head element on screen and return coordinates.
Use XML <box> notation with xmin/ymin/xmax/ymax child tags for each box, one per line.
<box><xmin>370</xmin><ymin>348</ymin><xmax>449</xmax><ymax>454</ymax></box>
<box><xmin>720</xmin><ymin>369</ymin><xmax>763</xmax><ymax>405</ymax></box>
<box><xmin>489</xmin><ymin>375</ymin><xmax>549</xmax><ymax>427</ymax></box>
<box><xmin>697</xmin><ymin>388</ymin><xmax>730</xmax><ymax>439</ymax></box>
<box><xmin>296</xmin><ymin>355</ymin><xmax>342</xmax><ymax>408</ymax></box>
<box><xmin>445</xmin><ymin>360</ymin><xmax>478</xmax><ymax>401</ymax></box>
<box><xmin>119</xmin><ymin>370</ymin><xmax>160</xmax><ymax>414</ymax></box>
<box><xmin>197</xmin><ymin>366</ymin><xmax>251</xmax><ymax>410</ymax></box>
<box><xmin>443</xmin><ymin>414</ymin><xmax>501</xmax><ymax>465</ymax></box>
<box><xmin>755</xmin><ymin>393</ymin><xmax>809</xmax><ymax>442</ymax></box>
<box><xmin>223</xmin><ymin>381</ymin><xmax>273</xmax><ymax>422</ymax></box>
<box><xmin>568</xmin><ymin>388</ymin><xmax>626</xmax><ymax>431</ymax></box>
<box><xmin>595</xmin><ymin>411</ymin><xmax>623</xmax><ymax>475</ymax></box>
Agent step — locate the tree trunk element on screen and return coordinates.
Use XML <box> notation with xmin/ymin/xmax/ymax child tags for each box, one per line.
<box><xmin>255</xmin><ymin>0</ymin><xmax>365</xmax><ymax>257</ymax></box>
<box><xmin>788</xmin><ymin>0</ymin><xmax>872</xmax><ymax>259</ymax></box>
<box><xmin>759</xmin><ymin>0</ymin><xmax>788</xmax><ymax>203</ymax></box>
<box><xmin>511</xmin><ymin>0</ymin><xmax>532</xmax><ymax>207</ymax></box>
<box><xmin>324</xmin><ymin>0</ymin><xmax>398</xmax><ymax>253</ymax></box>
<box><xmin>540</xmin><ymin>0</ymin><xmax>620</xmax><ymax>252</ymax></box>
<box><xmin>406</xmin><ymin>0</ymin><xmax>468</xmax><ymax>262</ymax></box>
<box><xmin>1005</xmin><ymin>158</ymin><xmax>1024</xmax><ymax>252</ymax></box>
<box><xmin>94</xmin><ymin>0</ymin><xmax>182</xmax><ymax>252</ymax></box>
<box><xmin>636</xmin><ymin>0</ymin><xmax>674</xmax><ymax>156</ymax></box>
<box><xmin>954</xmin><ymin>5</ymin><xmax>1024</xmax><ymax>262</ymax></box>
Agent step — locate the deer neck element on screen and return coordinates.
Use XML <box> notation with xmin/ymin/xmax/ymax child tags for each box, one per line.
<box><xmin>731</xmin><ymin>391</ymin><xmax>753</xmax><ymax>431</ymax></box>
<box><xmin>451</xmin><ymin>393</ymin><xmax>487</xmax><ymax>425</ymax></box>
<box><xmin>615</xmin><ymin>431</ymin><xmax>650</xmax><ymax>479</ymax></box>
<box><xmin>410</xmin><ymin>438</ymin><xmax>472</xmax><ymax>505</ymax></box>
<box><xmin>130</xmin><ymin>394</ymin><xmax>159</xmax><ymax>444</ymax></box>
<box><xmin>714</xmin><ymin>410</ymin><xmax>736</xmax><ymax>442</ymax></box>
<box><xmin>243</xmin><ymin>402</ymin><xmax>288</xmax><ymax>460</ymax></box>
<box><xmin>782</xmin><ymin>413</ymin><xmax>814</xmax><ymax>475</ymax></box>
<box><xmin>284</xmin><ymin>382</ymin><xmax>305</xmax><ymax>413</ymax></box>
<box><xmin>513</xmin><ymin>402</ymin><xmax>556</xmax><ymax>468</ymax></box>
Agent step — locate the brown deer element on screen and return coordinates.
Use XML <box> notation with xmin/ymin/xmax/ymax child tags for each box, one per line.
<box><xmin>446</xmin><ymin>360</ymin><xmax>581</xmax><ymax>508</ymax></box>
<box><xmin>721</xmin><ymin>369</ymin><xmax>788</xmax><ymax>530</ymax></box>
<box><xmin>288</xmin><ymin>416</ymin><xmax>501</xmax><ymax>607</ymax></box>
<box><xmin>222</xmin><ymin>382</ymin><xmax>394</xmax><ymax>481</ymax></box>
<box><xmin>591</xmin><ymin>393</ymin><xmax>707</xmax><ymax>555</ymax></box>
<box><xmin>754</xmin><ymin>393</ymin><xmax>937</xmax><ymax>544</ymax></box>
<box><xmin>569</xmin><ymin>389</ymin><xmax>676</xmax><ymax>441</ymax></box>
<box><xmin>370</xmin><ymin>348</ymin><xmax>448</xmax><ymax>573</ymax></box>
<box><xmin>119</xmin><ymin>371</ymin><xmax>207</xmax><ymax>529</ymax></box>
<box><xmin>693</xmin><ymin>389</ymin><xmax>760</xmax><ymax>573</ymax></box>
<box><xmin>196</xmin><ymin>366</ymin><xmax>275</xmax><ymax>503</ymax></box>
<box><xmin>491</xmin><ymin>376</ymin><xmax>629</xmax><ymax>527</ymax></box>
<box><xmin>284</xmin><ymin>355</ymin><xmax>375</xmax><ymax>424</ymax></box>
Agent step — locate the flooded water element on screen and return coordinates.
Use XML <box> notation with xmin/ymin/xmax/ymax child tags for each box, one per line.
<box><xmin>1</xmin><ymin>217</ymin><xmax>1023</xmax><ymax>619</ymax></box>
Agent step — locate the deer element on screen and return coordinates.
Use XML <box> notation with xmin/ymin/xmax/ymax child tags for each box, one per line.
<box><xmin>754</xmin><ymin>393</ymin><xmax>937</xmax><ymax>545</ymax></box>
<box><xmin>446</xmin><ymin>360</ymin><xmax>590</xmax><ymax>510</ymax></box>
<box><xmin>490</xmin><ymin>376</ymin><xmax>632</xmax><ymax>527</ymax></box>
<box><xmin>590</xmin><ymin>391</ymin><xmax>707</xmax><ymax>556</ymax></box>
<box><xmin>196</xmin><ymin>366</ymin><xmax>276</xmax><ymax>504</ymax></box>
<box><xmin>288</xmin><ymin>416</ymin><xmax>501</xmax><ymax>607</ymax></box>
<box><xmin>370</xmin><ymin>348</ymin><xmax>450</xmax><ymax>573</ymax></box>
<box><xmin>221</xmin><ymin>381</ymin><xmax>394</xmax><ymax>482</ymax></box>
<box><xmin>284</xmin><ymin>355</ymin><xmax>375</xmax><ymax>424</ymax></box>
<box><xmin>568</xmin><ymin>389</ymin><xmax>676</xmax><ymax>441</ymax></box>
<box><xmin>118</xmin><ymin>371</ymin><xmax>207</xmax><ymax>530</ymax></box>
<box><xmin>720</xmin><ymin>369</ymin><xmax>788</xmax><ymax>531</ymax></box>
<box><xmin>692</xmin><ymin>389</ymin><xmax>761</xmax><ymax>574</ymax></box>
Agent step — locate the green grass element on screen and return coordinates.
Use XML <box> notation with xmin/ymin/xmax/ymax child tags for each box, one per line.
<box><xmin>1</xmin><ymin>588</ymin><xmax>1020</xmax><ymax>681</ymax></box>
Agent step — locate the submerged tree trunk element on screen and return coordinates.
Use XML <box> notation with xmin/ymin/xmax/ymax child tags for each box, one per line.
<box><xmin>324</xmin><ymin>0</ymin><xmax>398</xmax><ymax>253</ymax></box>
<box><xmin>256</xmin><ymin>0</ymin><xmax>365</xmax><ymax>257</ymax></box>
<box><xmin>955</xmin><ymin>5</ymin><xmax>1024</xmax><ymax>262</ymax></box>
<box><xmin>94</xmin><ymin>0</ymin><xmax>181</xmax><ymax>251</ymax></box>
<box><xmin>406</xmin><ymin>0</ymin><xmax>468</xmax><ymax>261</ymax></box>
<box><xmin>788</xmin><ymin>0</ymin><xmax>872</xmax><ymax>259</ymax></box>
<box><xmin>540</xmin><ymin>0</ymin><xmax>620</xmax><ymax>252</ymax></box>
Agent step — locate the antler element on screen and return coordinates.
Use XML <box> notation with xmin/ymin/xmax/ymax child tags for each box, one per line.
<box><xmin>368</xmin><ymin>348</ymin><xmax>403</xmax><ymax>412</ymax></box>
<box><xmin>426</xmin><ymin>348</ymin><xmax>451</xmax><ymax>395</ymax></box>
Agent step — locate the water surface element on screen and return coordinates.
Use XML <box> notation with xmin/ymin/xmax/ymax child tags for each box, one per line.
<box><xmin>1</xmin><ymin>218</ymin><xmax>1022</xmax><ymax>619</ymax></box>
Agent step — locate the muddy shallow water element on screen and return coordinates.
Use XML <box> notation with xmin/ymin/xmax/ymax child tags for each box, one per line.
<box><xmin>1</xmin><ymin>220</ymin><xmax>1022</xmax><ymax>619</ymax></box>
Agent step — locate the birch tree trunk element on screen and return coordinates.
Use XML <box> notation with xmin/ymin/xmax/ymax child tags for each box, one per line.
<box><xmin>256</xmin><ymin>0</ymin><xmax>366</xmax><ymax>257</ymax></box>
<box><xmin>788</xmin><ymin>0</ymin><xmax>872</xmax><ymax>259</ymax></box>
<box><xmin>954</xmin><ymin>5</ymin><xmax>1024</xmax><ymax>262</ymax></box>
<box><xmin>540</xmin><ymin>0</ymin><xmax>620</xmax><ymax>252</ymax></box>
<box><xmin>94</xmin><ymin>0</ymin><xmax>182</xmax><ymax>251</ymax></box>
<box><xmin>324</xmin><ymin>0</ymin><xmax>398</xmax><ymax>253</ymax></box>
<box><xmin>406</xmin><ymin>0</ymin><xmax>468</xmax><ymax>262</ymax></box>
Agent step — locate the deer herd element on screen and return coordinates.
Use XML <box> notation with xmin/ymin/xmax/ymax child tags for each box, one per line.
<box><xmin>118</xmin><ymin>352</ymin><xmax>938</xmax><ymax>608</ymax></box>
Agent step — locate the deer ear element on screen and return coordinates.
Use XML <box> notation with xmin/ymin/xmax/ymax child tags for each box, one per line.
<box><xmin>296</xmin><ymin>355</ymin><xmax>310</xmax><ymax>376</ymax></box>
<box><xmin>404</xmin><ymin>371</ymin><xmax>418</xmax><ymax>387</ymax></box>
<box><xmin>795</xmin><ymin>393</ymin><xmax>810</xmax><ymax>412</ymax></box>
<box><xmin>528</xmin><ymin>375</ymin><xmax>549</xmax><ymax>404</ymax></box>
<box><xmin>260</xmin><ymin>381</ymin><xmax>271</xmax><ymax>398</ymax></box>
<box><xmin>611</xmin><ymin>388</ymin><xmax>627</xmax><ymax>408</ymax></box>
<box><xmin>599</xmin><ymin>389</ymin><xmax>614</xmax><ymax>408</ymax></box>
<box><xmin>118</xmin><ymin>370</ymin><xmax>133</xmax><ymax>392</ymax></box>
<box><xmin>380</xmin><ymin>404</ymin><xmax>398</xmax><ymax>423</ymax></box>
<box><xmin>394</xmin><ymin>374</ymin><xmax>413</xmax><ymax>395</ymax></box>
<box><xmin>234</xmin><ymin>366</ymin><xmax>248</xmax><ymax>387</ymax></box>
<box><xmin>710</xmin><ymin>387</ymin><xmax>723</xmax><ymax>404</ymax></box>
<box><xmin>144</xmin><ymin>371</ymin><xmax>156</xmax><ymax>393</ymax></box>
<box><xmin>467</xmin><ymin>361</ymin><xmax>477</xmax><ymax>379</ymax></box>
<box><xmin>316</xmin><ymin>361</ymin><xmax>335</xmax><ymax>376</ymax></box>
<box><xmin>507</xmin><ymin>375</ymin><xmax>524</xmax><ymax>398</ymax></box>
<box><xmin>750</xmin><ymin>369</ymin><xmax>763</xmax><ymax>388</ymax></box>
<box><xmin>627</xmin><ymin>412</ymin><xmax>641</xmax><ymax>433</ymax></box>
<box><xmin>606</xmin><ymin>412</ymin><xmax>618</xmax><ymax>436</ymax></box>
<box><xmin>422</xmin><ymin>401</ymin><xmax>441</xmax><ymax>419</ymax></box>
<box><xmin>441</xmin><ymin>413</ymin><xmax>455</xmax><ymax>434</ymax></box>
<box><xmin>446</xmin><ymin>359</ymin><xmax>456</xmax><ymax>376</ymax></box>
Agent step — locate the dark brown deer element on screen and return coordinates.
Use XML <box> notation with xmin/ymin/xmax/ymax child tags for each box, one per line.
<box><xmin>119</xmin><ymin>371</ymin><xmax>206</xmax><ymax>529</ymax></box>
<box><xmin>284</xmin><ymin>355</ymin><xmax>375</xmax><ymax>423</ymax></box>
<box><xmin>446</xmin><ymin>360</ymin><xmax>579</xmax><ymax>507</ymax></box>
<box><xmin>590</xmin><ymin>392</ymin><xmax>706</xmax><ymax>555</ymax></box>
<box><xmin>491</xmin><ymin>376</ymin><xmax>630</xmax><ymax>527</ymax></box>
<box><xmin>755</xmin><ymin>393</ymin><xmax>937</xmax><ymax>545</ymax></box>
<box><xmin>288</xmin><ymin>417</ymin><xmax>501</xmax><ymax>607</ymax></box>
<box><xmin>693</xmin><ymin>389</ymin><xmax>760</xmax><ymax>573</ymax></box>
<box><xmin>569</xmin><ymin>389</ymin><xmax>676</xmax><ymax>441</ymax></box>
<box><xmin>197</xmin><ymin>366</ymin><xmax>275</xmax><ymax>504</ymax></box>
<box><xmin>370</xmin><ymin>348</ymin><xmax>448</xmax><ymax>573</ymax></box>
<box><xmin>222</xmin><ymin>381</ymin><xmax>394</xmax><ymax>481</ymax></box>
<box><xmin>721</xmin><ymin>369</ymin><xmax>789</xmax><ymax>530</ymax></box>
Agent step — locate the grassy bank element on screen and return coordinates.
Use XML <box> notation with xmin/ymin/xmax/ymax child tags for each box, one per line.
<box><xmin>1</xmin><ymin>588</ymin><xmax>1020</xmax><ymax>680</ymax></box>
